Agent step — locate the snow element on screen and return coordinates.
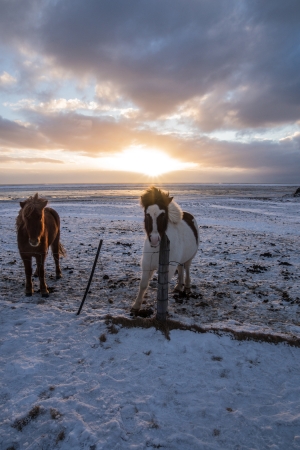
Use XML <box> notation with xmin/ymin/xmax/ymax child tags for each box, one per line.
<box><xmin>1</xmin><ymin>184</ymin><xmax>300</xmax><ymax>449</ymax></box>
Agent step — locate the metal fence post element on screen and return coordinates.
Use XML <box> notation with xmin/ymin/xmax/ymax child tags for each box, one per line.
<box><xmin>156</xmin><ymin>233</ymin><xmax>170</xmax><ymax>321</ymax></box>
<box><xmin>76</xmin><ymin>238</ymin><xmax>103</xmax><ymax>315</ymax></box>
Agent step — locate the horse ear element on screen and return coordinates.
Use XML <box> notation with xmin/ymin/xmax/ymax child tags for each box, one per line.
<box><xmin>168</xmin><ymin>197</ymin><xmax>173</xmax><ymax>204</ymax></box>
<box><xmin>41</xmin><ymin>200</ymin><xmax>48</xmax><ymax>209</ymax></box>
<box><xmin>33</xmin><ymin>193</ymin><xmax>39</xmax><ymax>200</ymax></box>
<box><xmin>20</xmin><ymin>201</ymin><xmax>26</xmax><ymax>208</ymax></box>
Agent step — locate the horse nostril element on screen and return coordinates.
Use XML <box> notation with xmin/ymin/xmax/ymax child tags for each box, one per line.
<box><xmin>29</xmin><ymin>238</ymin><xmax>39</xmax><ymax>247</ymax></box>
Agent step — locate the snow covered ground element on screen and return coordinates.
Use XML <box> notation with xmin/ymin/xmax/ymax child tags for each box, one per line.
<box><xmin>1</xmin><ymin>184</ymin><xmax>300</xmax><ymax>449</ymax></box>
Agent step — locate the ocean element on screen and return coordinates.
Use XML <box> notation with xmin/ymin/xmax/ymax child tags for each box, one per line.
<box><xmin>0</xmin><ymin>183</ymin><xmax>298</xmax><ymax>202</ymax></box>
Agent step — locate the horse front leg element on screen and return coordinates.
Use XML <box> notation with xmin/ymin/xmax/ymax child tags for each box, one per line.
<box><xmin>22</xmin><ymin>255</ymin><xmax>33</xmax><ymax>296</ymax></box>
<box><xmin>174</xmin><ymin>264</ymin><xmax>184</xmax><ymax>292</ymax></box>
<box><xmin>131</xmin><ymin>269</ymin><xmax>154</xmax><ymax>312</ymax></box>
<box><xmin>35</xmin><ymin>254</ymin><xmax>49</xmax><ymax>297</ymax></box>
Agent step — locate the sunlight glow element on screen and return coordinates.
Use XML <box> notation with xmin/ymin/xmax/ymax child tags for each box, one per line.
<box><xmin>98</xmin><ymin>147</ymin><xmax>197</xmax><ymax>176</ymax></box>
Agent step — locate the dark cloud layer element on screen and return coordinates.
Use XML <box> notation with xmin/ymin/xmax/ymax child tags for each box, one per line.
<box><xmin>0</xmin><ymin>115</ymin><xmax>50</xmax><ymax>149</ymax></box>
<box><xmin>1</xmin><ymin>0</ymin><xmax>300</xmax><ymax>129</ymax></box>
<box><xmin>0</xmin><ymin>0</ymin><xmax>299</xmax><ymax>183</ymax></box>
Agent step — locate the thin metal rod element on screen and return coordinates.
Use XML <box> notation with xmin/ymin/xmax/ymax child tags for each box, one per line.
<box><xmin>76</xmin><ymin>239</ymin><xmax>103</xmax><ymax>315</ymax></box>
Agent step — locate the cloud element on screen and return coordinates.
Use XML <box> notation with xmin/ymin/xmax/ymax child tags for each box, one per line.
<box><xmin>0</xmin><ymin>71</ymin><xmax>16</xmax><ymax>87</ymax></box>
<box><xmin>0</xmin><ymin>154</ymin><xmax>63</xmax><ymax>164</ymax></box>
<box><xmin>1</xmin><ymin>110</ymin><xmax>299</xmax><ymax>181</ymax></box>
<box><xmin>280</xmin><ymin>131</ymin><xmax>300</xmax><ymax>145</ymax></box>
<box><xmin>5</xmin><ymin>97</ymin><xmax>137</xmax><ymax>119</ymax></box>
<box><xmin>0</xmin><ymin>115</ymin><xmax>52</xmax><ymax>149</ymax></box>
<box><xmin>0</xmin><ymin>0</ymin><xmax>299</xmax><ymax>183</ymax></box>
<box><xmin>191</xmin><ymin>138</ymin><xmax>300</xmax><ymax>173</ymax></box>
<box><xmin>1</xmin><ymin>0</ymin><xmax>300</xmax><ymax>130</ymax></box>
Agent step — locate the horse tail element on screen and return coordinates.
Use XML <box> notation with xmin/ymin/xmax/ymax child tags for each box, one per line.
<box><xmin>45</xmin><ymin>207</ymin><xmax>66</xmax><ymax>257</ymax></box>
<box><xmin>59</xmin><ymin>242</ymin><xmax>67</xmax><ymax>257</ymax></box>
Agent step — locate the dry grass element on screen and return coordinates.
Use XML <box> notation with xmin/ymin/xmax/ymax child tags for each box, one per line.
<box><xmin>107</xmin><ymin>324</ymin><xmax>119</xmax><ymax>334</ymax></box>
<box><xmin>99</xmin><ymin>333</ymin><xmax>107</xmax><ymax>343</ymax></box>
<box><xmin>50</xmin><ymin>408</ymin><xmax>62</xmax><ymax>420</ymax></box>
<box><xmin>105</xmin><ymin>314</ymin><xmax>300</xmax><ymax>347</ymax></box>
<box><xmin>105</xmin><ymin>315</ymin><xmax>175</xmax><ymax>340</ymax></box>
<box><xmin>56</xmin><ymin>430</ymin><xmax>65</xmax><ymax>443</ymax></box>
<box><xmin>12</xmin><ymin>405</ymin><xmax>41</xmax><ymax>431</ymax></box>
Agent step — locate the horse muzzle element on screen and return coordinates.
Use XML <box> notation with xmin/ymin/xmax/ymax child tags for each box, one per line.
<box><xmin>29</xmin><ymin>238</ymin><xmax>40</xmax><ymax>247</ymax></box>
<box><xmin>149</xmin><ymin>234</ymin><xmax>160</xmax><ymax>247</ymax></box>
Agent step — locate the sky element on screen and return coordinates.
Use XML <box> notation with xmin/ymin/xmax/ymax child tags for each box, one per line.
<box><xmin>0</xmin><ymin>0</ymin><xmax>300</xmax><ymax>184</ymax></box>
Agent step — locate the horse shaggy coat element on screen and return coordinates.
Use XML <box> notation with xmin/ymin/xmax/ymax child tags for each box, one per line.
<box><xmin>132</xmin><ymin>187</ymin><xmax>199</xmax><ymax>312</ymax></box>
<box><xmin>16</xmin><ymin>193</ymin><xmax>65</xmax><ymax>297</ymax></box>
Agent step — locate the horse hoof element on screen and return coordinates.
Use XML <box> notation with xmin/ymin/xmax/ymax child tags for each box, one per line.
<box><xmin>136</xmin><ymin>308</ymin><xmax>154</xmax><ymax>318</ymax></box>
<box><xmin>130</xmin><ymin>307</ymin><xmax>139</xmax><ymax>315</ymax></box>
<box><xmin>25</xmin><ymin>292</ymin><xmax>32</xmax><ymax>297</ymax></box>
<box><xmin>42</xmin><ymin>293</ymin><xmax>49</xmax><ymax>298</ymax></box>
<box><xmin>173</xmin><ymin>286</ymin><xmax>184</xmax><ymax>293</ymax></box>
<box><xmin>56</xmin><ymin>274</ymin><xmax>62</xmax><ymax>280</ymax></box>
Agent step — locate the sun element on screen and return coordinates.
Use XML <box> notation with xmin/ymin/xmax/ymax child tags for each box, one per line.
<box><xmin>98</xmin><ymin>146</ymin><xmax>197</xmax><ymax>177</ymax></box>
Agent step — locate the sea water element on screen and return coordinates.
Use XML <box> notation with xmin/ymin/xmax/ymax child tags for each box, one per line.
<box><xmin>0</xmin><ymin>183</ymin><xmax>297</xmax><ymax>203</ymax></box>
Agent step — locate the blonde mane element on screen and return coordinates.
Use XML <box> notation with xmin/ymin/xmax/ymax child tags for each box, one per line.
<box><xmin>168</xmin><ymin>200</ymin><xmax>183</xmax><ymax>224</ymax></box>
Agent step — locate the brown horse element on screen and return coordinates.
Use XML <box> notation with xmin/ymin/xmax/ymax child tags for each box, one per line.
<box><xmin>16</xmin><ymin>193</ymin><xmax>66</xmax><ymax>297</ymax></box>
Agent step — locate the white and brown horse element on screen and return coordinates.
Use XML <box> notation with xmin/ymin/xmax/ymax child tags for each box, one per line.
<box><xmin>132</xmin><ymin>186</ymin><xmax>199</xmax><ymax>311</ymax></box>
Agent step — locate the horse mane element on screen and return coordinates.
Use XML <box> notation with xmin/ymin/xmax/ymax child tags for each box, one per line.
<box><xmin>16</xmin><ymin>194</ymin><xmax>48</xmax><ymax>230</ymax></box>
<box><xmin>140</xmin><ymin>186</ymin><xmax>182</xmax><ymax>224</ymax></box>
<box><xmin>141</xmin><ymin>186</ymin><xmax>172</xmax><ymax>209</ymax></box>
<box><xmin>168</xmin><ymin>200</ymin><xmax>183</xmax><ymax>224</ymax></box>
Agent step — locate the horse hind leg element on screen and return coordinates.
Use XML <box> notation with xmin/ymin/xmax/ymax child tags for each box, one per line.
<box><xmin>184</xmin><ymin>258</ymin><xmax>193</xmax><ymax>294</ymax></box>
<box><xmin>51</xmin><ymin>235</ymin><xmax>62</xmax><ymax>279</ymax></box>
<box><xmin>174</xmin><ymin>264</ymin><xmax>184</xmax><ymax>292</ymax></box>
